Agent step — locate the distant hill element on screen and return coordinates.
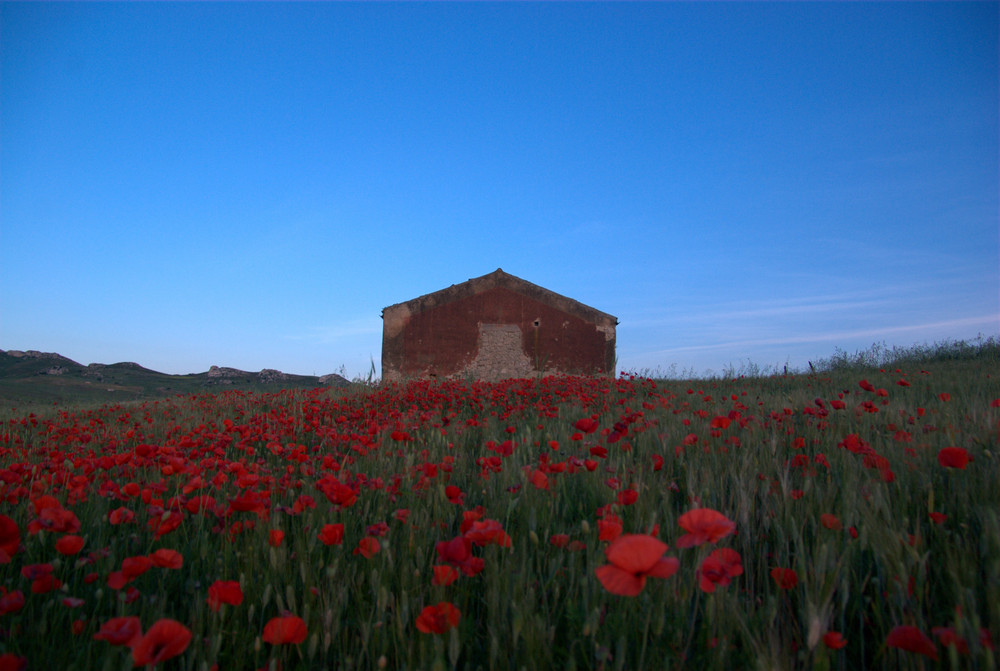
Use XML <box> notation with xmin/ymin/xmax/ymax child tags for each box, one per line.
<box><xmin>0</xmin><ymin>349</ymin><xmax>349</xmax><ymax>409</ymax></box>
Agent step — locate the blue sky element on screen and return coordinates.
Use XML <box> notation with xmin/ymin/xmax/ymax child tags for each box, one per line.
<box><xmin>2</xmin><ymin>2</ymin><xmax>997</xmax><ymax>379</ymax></box>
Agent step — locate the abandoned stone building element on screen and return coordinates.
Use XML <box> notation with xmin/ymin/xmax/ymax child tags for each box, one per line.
<box><xmin>381</xmin><ymin>269</ymin><xmax>617</xmax><ymax>382</ymax></box>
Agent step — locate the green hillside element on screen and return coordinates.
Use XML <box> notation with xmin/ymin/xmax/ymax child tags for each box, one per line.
<box><xmin>0</xmin><ymin>349</ymin><xmax>348</xmax><ymax>410</ymax></box>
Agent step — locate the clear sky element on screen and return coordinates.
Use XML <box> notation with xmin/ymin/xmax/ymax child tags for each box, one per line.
<box><xmin>2</xmin><ymin>2</ymin><xmax>998</xmax><ymax>379</ymax></box>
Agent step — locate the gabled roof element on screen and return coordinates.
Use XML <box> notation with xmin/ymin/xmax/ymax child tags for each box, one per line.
<box><xmin>382</xmin><ymin>268</ymin><xmax>617</xmax><ymax>325</ymax></box>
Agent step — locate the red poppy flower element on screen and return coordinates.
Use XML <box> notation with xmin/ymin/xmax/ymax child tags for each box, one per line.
<box><xmin>464</xmin><ymin>519</ymin><xmax>511</xmax><ymax>547</ymax></box>
<box><xmin>886</xmin><ymin>625</ymin><xmax>938</xmax><ymax>660</ymax></box>
<box><xmin>0</xmin><ymin>653</ymin><xmax>26</xmax><ymax>671</ymax></box>
<box><xmin>207</xmin><ymin>580</ymin><xmax>243</xmax><ymax>611</ymax></box>
<box><xmin>21</xmin><ymin>563</ymin><xmax>53</xmax><ymax>580</ymax></box>
<box><xmin>30</xmin><ymin>504</ymin><xmax>81</xmax><ymax>535</ymax></box>
<box><xmin>549</xmin><ymin>534</ymin><xmax>570</xmax><ymax>548</ymax></box>
<box><xmin>269</xmin><ymin>529</ymin><xmax>285</xmax><ymax>547</ymax></box>
<box><xmin>262</xmin><ymin>615</ymin><xmax>308</xmax><ymax>645</ymax></box>
<box><xmin>318</xmin><ymin>523</ymin><xmax>345</xmax><ymax>546</ymax></box>
<box><xmin>617</xmin><ymin>488</ymin><xmax>638</xmax><ymax>506</ymax></box>
<box><xmin>529</xmin><ymin>469</ymin><xmax>549</xmax><ymax>490</ymax></box>
<box><xmin>574</xmin><ymin>417</ymin><xmax>599</xmax><ymax>434</ymax></box>
<box><xmin>131</xmin><ymin>618</ymin><xmax>191</xmax><ymax>667</ymax></box>
<box><xmin>353</xmin><ymin>537</ymin><xmax>380</xmax><ymax>558</ymax></box>
<box><xmin>594</xmin><ymin>534</ymin><xmax>680</xmax><ymax>596</ymax></box>
<box><xmin>937</xmin><ymin>447</ymin><xmax>969</xmax><ymax>469</ymax></box>
<box><xmin>431</xmin><ymin>565</ymin><xmax>459</xmax><ymax>586</ymax></box>
<box><xmin>697</xmin><ymin>548</ymin><xmax>743</xmax><ymax>593</ymax></box>
<box><xmin>820</xmin><ymin>514</ymin><xmax>842</xmax><ymax>531</ymax></box>
<box><xmin>597</xmin><ymin>516</ymin><xmax>623</xmax><ymax>543</ymax></box>
<box><xmin>55</xmin><ymin>534</ymin><xmax>85</xmax><ymax>556</ymax></box>
<box><xmin>31</xmin><ymin>573</ymin><xmax>62</xmax><ymax>594</ymax></box>
<box><xmin>108</xmin><ymin>507</ymin><xmax>135</xmax><ymax>525</ymax></box>
<box><xmin>148</xmin><ymin>512</ymin><xmax>182</xmax><ymax>539</ymax></box>
<box><xmin>0</xmin><ymin>590</ymin><xmax>25</xmax><ymax>616</ymax></box>
<box><xmin>770</xmin><ymin>567</ymin><xmax>798</xmax><ymax>590</ymax></box>
<box><xmin>823</xmin><ymin>631</ymin><xmax>847</xmax><ymax>649</ymax></box>
<box><xmin>415</xmin><ymin>602</ymin><xmax>461</xmax><ymax>634</ymax></box>
<box><xmin>445</xmin><ymin>485</ymin><xmax>465</xmax><ymax>504</ymax></box>
<box><xmin>676</xmin><ymin>508</ymin><xmax>736</xmax><ymax>548</ymax></box>
<box><xmin>932</xmin><ymin>627</ymin><xmax>970</xmax><ymax>655</ymax></box>
<box><xmin>93</xmin><ymin>616</ymin><xmax>142</xmax><ymax>647</ymax></box>
<box><xmin>149</xmin><ymin>548</ymin><xmax>182</xmax><ymax>569</ymax></box>
<box><xmin>709</xmin><ymin>416</ymin><xmax>731</xmax><ymax>429</ymax></box>
<box><xmin>121</xmin><ymin>555</ymin><xmax>154</xmax><ymax>580</ymax></box>
<box><xmin>435</xmin><ymin>536</ymin><xmax>484</xmax><ymax>576</ymax></box>
<box><xmin>0</xmin><ymin>515</ymin><xmax>20</xmax><ymax>561</ymax></box>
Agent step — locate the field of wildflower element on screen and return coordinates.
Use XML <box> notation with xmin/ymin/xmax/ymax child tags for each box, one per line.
<box><xmin>1</xmin><ymin>345</ymin><xmax>998</xmax><ymax>670</ymax></box>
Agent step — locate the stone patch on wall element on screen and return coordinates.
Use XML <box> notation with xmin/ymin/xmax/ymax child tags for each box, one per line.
<box><xmin>461</xmin><ymin>324</ymin><xmax>533</xmax><ymax>381</ymax></box>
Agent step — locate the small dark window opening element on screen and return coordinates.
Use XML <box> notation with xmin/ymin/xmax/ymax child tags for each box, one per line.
<box><xmin>532</xmin><ymin>319</ymin><xmax>541</xmax><ymax>328</ymax></box>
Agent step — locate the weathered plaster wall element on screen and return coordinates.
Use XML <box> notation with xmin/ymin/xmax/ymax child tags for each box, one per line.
<box><xmin>382</xmin><ymin>285</ymin><xmax>615</xmax><ymax>382</ymax></box>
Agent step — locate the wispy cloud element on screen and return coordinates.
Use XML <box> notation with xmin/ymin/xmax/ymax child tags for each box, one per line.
<box><xmin>632</xmin><ymin>314</ymin><xmax>999</xmax><ymax>359</ymax></box>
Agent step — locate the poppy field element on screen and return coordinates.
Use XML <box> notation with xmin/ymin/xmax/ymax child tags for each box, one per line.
<box><xmin>0</xmin><ymin>351</ymin><xmax>998</xmax><ymax>670</ymax></box>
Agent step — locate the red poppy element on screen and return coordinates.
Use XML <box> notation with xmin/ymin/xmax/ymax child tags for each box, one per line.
<box><xmin>549</xmin><ymin>534</ymin><xmax>570</xmax><ymax>548</ymax></box>
<box><xmin>107</xmin><ymin>571</ymin><xmax>130</xmax><ymax>590</ymax></box>
<box><xmin>431</xmin><ymin>565</ymin><xmax>459</xmax><ymax>586</ymax></box>
<box><xmin>55</xmin><ymin>534</ymin><xmax>85</xmax><ymax>556</ymax></box>
<box><xmin>770</xmin><ymin>567</ymin><xmax>798</xmax><ymax>590</ymax></box>
<box><xmin>415</xmin><ymin>602</ymin><xmax>461</xmax><ymax>634</ymax></box>
<box><xmin>108</xmin><ymin>507</ymin><xmax>135</xmax><ymax>525</ymax></box>
<box><xmin>21</xmin><ymin>563</ymin><xmax>53</xmax><ymax>581</ymax></box>
<box><xmin>148</xmin><ymin>512</ymin><xmax>182</xmax><ymax>539</ymax></box>
<box><xmin>435</xmin><ymin>536</ymin><xmax>484</xmax><ymax>576</ymax></box>
<box><xmin>31</xmin><ymin>573</ymin><xmax>62</xmax><ymax>594</ymax></box>
<box><xmin>464</xmin><ymin>519</ymin><xmax>511</xmax><ymax>547</ymax></box>
<box><xmin>93</xmin><ymin>615</ymin><xmax>142</xmax><ymax>647</ymax></box>
<box><xmin>353</xmin><ymin>537</ymin><xmax>380</xmax><ymax>558</ymax></box>
<box><xmin>574</xmin><ymin>417</ymin><xmax>599</xmax><ymax>434</ymax></box>
<box><xmin>617</xmin><ymin>488</ymin><xmax>638</xmax><ymax>506</ymax></box>
<box><xmin>932</xmin><ymin>627</ymin><xmax>970</xmax><ymax>655</ymax></box>
<box><xmin>149</xmin><ymin>548</ymin><xmax>183</xmax><ymax>569</ymax></box>
<box><xmin>529</xmin><ymin>469</ymin><xmax>549</xmax><ymax>490</ymax></box>
<box><xmin>131</xmin><ymin>618</ymin><xmax>191</xmax><ymax>667</ymax></box>
<box><xmin>0</xmin><ymin>515</ymin><xmax>20</xmax><ymax>561</ymax></box>
<box><xmin>594</xmin><ymin>534</ymin><xmax>680</xmax><ymax>596</ymax></box>
<box><xmin>676</xmin><ymin>508</ymin><xmax>736</xmax><ymax>548</ymax></box>
<box><xmin>937</xmin><ymin>447</ymin><xmax>969</xmax><ymax>469</ymax></box>
<box><xmin>597</xmin><ymin>515</ymin><xmax>623</xmax><ymax>542</ymax></box>
<box><xmin>0</xmin><ymin>589</ymin><xmax>25</xmax><ymax>616</ymax></box>
<box><xmin>262</xmin><ymin>615</ymin><xmax>308</xmax><ymax>645</ymax></box>
<box><xmin>697</xmin><ymin>548</ymin><xmax>743</xmax><ymax>593</ymax></box>
<box><xmin>823</xmin><ymin>631</ymin><xmax>847</xmax><ymax>649</ymax></box>
<box><xmin>121</xmin><ymin>555</ymin><xmax>154</xmax><ymax>580</ymax></box>
<box><xmin>709</xmin><ymin>416</ymin><xmax>731</xmax><ymax>429</ymax></box>
<box><xmin>0</xmin><ymin>653</ymin><xmax>26</xmax><ymax>671</ymax></box>
<box><xmin>269</xmin><ymin>529</ymin><xmax>285</xmax><ymax>547</ymax></box>
<box><xmin>318</xmin><ymin>523</ymin><xmax>344</xmax><ymax>546</ymax></box>
<box><xmin>207</xmin><ymin>580</ymin><xmax>243</xmax><ymax>611</ymax></box>
<box><xmin>886</xmin><ymin>625</ymin><xmax>938</xmax><ymax>660</ymax></box>
<box><xmin>445</xmin><ymin>485</ymin><xmax>465</xmax><ymax>504</ymax></box>
<box><xmin>820</xmin><ymin>514</ymin><xmax>842</xmax><ymax>531</ymax></box>
<box><xmin>30</xmin><ymin>504</ymin><xmax>81</xmax><ymax>535</ymax></box>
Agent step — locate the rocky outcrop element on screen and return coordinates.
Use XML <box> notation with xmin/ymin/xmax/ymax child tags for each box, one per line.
<box><xmin>257</xmin><ymin>369</ymin><xmax>289</xmax><ymax>383</ymax></box>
